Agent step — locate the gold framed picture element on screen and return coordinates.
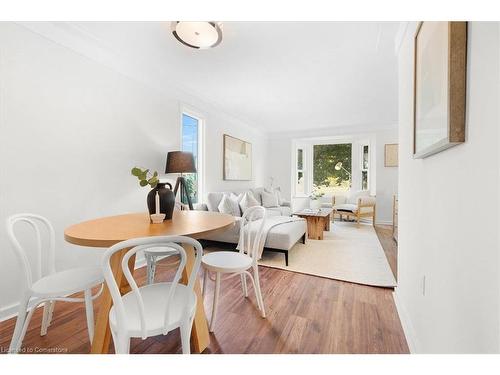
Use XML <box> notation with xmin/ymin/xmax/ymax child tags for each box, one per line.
<box><xmin>385</xmin><ymin>144</ymin><xmax>399</xmax><ymax>167</ymax></box>
<box><xmin>413</xmin><ymin>21</ymin><xmax>467</xmax><ymax>158</ymax></box>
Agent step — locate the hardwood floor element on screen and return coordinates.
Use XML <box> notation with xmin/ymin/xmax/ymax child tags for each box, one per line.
<box><xmin>375</xmin><ymin>224</ymin><xmax>398</xmax><ymax>279</ymax></box>
<box><xmin>0</xmin><ymin>225</ymin><xmax>407</xmax><ymax>354</ymax></box>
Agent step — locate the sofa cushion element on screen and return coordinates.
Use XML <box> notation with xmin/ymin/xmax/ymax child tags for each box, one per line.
<box><xmin>202</xmin><ymin>216</ymin><xmax>306</xmax><ymax>251</ymax></box>
<box><xmin>261</xmin><ymin>190</ymin><xmax>279</xmax><ymax>208</ymax></box>
<box><xmin>265</xmin><ymin>207</ymin><xmax>282</xmax><ymax>217</ymax></box>
<box><xmin>347</xmin><ymin>190</ymin><xmax>370</xmax><ymax>205</ymax></box>
<box><xmin>334</xmin><ymin>203</ymin><xmax>358</xmax><ymax>213</ymax></box>
<box><xmin>218</xmin><ymin>194</ymin><xmax>241</xmax><ymax>217</ymax></box>
<box><xmin>264</xmin><ymin>218</ymin><xmax>307</xmax><ymax>250</ymax></box>
<box><xmin>239</xmin><ymin>192</ymin><xmax>260</xmax><ymax>214</ymax></box>
<box><xmin>280</xmin><ymin>206</ymin><xmax>292</xmax><ymax>216</ymax></box>
<box><xmin>265</xmin><ymin>187</ymin><xmax>285</xmax><ymax>206</ymax></box>
<box><xmin>206</xmin><ymin>192</ymin><xmax>225</xmax><ymax>212</ymax></box>
<box><xmin>249</xmin><ymin>187</ymin><xmax>265</xmax><ymax>205</ymax></box>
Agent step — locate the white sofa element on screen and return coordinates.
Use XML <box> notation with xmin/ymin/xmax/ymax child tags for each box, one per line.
<box><xmin>194</xmin><ymin>188</ymin><xmax>306</xmax><ymax>266</ymax></box>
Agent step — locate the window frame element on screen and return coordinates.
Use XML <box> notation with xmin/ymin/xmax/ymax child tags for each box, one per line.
<box><xmin>179</xmin><ymin>105</ymin><xmax>204</xmax><ymax>204</ymax></box>
<box><xmin>294</xmin><ymin>147</ymin><xmax>306</xmax><ymax>197</ymax></box>
<box><xmin>360</xmin><ymin>143</ymin><xmax>369</xmax><ymax>191</ymax></box>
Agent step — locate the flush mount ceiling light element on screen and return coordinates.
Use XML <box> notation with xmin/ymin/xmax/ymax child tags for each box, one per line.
<box><xmin>171</xmin><ymin>21</ymin><xmax>223</xmax><ymax>49</ymax></box>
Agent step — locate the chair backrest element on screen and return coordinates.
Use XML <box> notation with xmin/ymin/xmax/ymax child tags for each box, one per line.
<box><xmin>101</xmin><ymin>235</ymin><xmax>203</xmax><ymax>338</ymax></box>
<box><xmin>239</xmin><ymin>206</ymin><xmax>266</xmax><ymax>261</ymax></box>
<box><xmin>6</xmin><ymin>213</ymin><xmax>56</xmax><ymax>288</ymax></box>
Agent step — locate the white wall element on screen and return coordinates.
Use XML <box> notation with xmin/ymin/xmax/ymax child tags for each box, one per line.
<box><xmin>395</xmin><ymin>22</ymin><xmax>500</xmax><ymax>353</ymax></box>
<box><xmin>375</xmin><ymin>129</ymin><xmax>399</xmax><ymax>224</ymax></box>
<box><xmin>266</xmin><ymin>128</ymin><xmax>398</xmax><ymax>223</ymax></box>
<box><xmin>0</xmin><ymin>23</ymin><xmax>267</xmax><ymax>319</ymax></box>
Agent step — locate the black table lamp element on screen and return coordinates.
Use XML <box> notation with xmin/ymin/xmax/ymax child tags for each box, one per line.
<box><xmin>165</xmin><ymin>151</ymin><xmax>197</xmax><ymax>210</ymax></box>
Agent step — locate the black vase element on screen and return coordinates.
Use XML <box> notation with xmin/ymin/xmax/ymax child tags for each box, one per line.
<box><xmin>147</xmin><ymin>182</ymin><xmax>175</xmax><ymax>220</ymax></box>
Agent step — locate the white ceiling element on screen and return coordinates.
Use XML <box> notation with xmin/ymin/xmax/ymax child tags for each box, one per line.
<box><xmin>71</xmin><ymin>22</ymin><xmax>400</xmax><ymax>135</ymax></box>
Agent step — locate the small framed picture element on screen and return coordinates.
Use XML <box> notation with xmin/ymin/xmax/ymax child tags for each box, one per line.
<box><xmin>385</xmin><ymin>144</ymin><xmax>398</xmax><ymax>167</ymax></box>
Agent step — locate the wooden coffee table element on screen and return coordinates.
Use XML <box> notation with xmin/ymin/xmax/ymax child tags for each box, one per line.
<box><xmin>293</xmin><ymin>208</ymin><xmax>333</xmax><ymax>240</ymax></box>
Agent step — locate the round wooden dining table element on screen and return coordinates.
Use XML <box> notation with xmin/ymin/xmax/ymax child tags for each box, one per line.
<box><xmin>64</xmin><ymin>210</ymin><xmax>235</xmax><ymax>354</ymax></box>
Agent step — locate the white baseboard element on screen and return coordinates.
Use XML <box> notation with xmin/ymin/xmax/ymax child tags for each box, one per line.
<box><xmin>0</xmin><ymin>303</ymin><xmax>20</xmax><ymax>322</ymax></box>
<box><xmin>375</xmin><ymin>220</ymin><xmax>393</xmax><ymax>225</ymax></box>
<box><xmin>392</xmin><ymin>288</ymin><xmax>420</xmax><ymax>353</ymax></box>
<box><xmin>0</xmin><ymin>259</ymin><xmax>148</xmax><ymax>323</ymax></box>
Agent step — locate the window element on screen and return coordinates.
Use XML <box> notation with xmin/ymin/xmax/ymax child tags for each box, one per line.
<box><xmin>313</xmin><ymin>143</ymin><xmax>352</xmax><ymax>195</ymax></box>
<box><xmin>296</xmin><ymin>148</ymin><xmax>305</xmax><ymax>195</ymax></box>
<box><xmin>361</xmin><ymin>144</ymin><xmax>369</xmax><ymax>190</ymax></box>
<box><xmin>181</xmin><ymin>113</ymin><xmax>202</xmax><ymax>204</ymax></box>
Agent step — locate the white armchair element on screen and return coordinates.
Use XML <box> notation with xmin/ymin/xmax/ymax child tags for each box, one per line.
<box><xmin>332</xmin><ymin>191</ymin><xmax>376</xmax><ymax>227</ymax></box>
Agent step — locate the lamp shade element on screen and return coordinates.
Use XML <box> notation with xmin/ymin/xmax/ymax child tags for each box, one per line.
<box><xmin>165</xmin><ymin>151</ymin><xmax>197</xmax><ymax>174</ymax></box>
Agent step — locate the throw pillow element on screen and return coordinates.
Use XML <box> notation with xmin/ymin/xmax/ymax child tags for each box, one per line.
<box><xmin>347</xmin><ymin>190</ymin><xmax>369</xmax><ymax>205</ymax></box>
<box><xmin>230</xmin><ymin>193</ymin><xmax>244</xmax><ymax>216</ymax></box>
<box><xmin>217</xmin><ymin>194</ymin><xmax>235</xmax><ymax>215</ymax></box>
<box><xmin>239</xmin><ymin>191</ymin><xmax>260</xmax><ymax>213</ymax></box>
<box><xmin>261</xmin><ymin>190</ymin><xmax>279</xmax><ymax>208</ymax></box>
<box><xmin>265</xmin><ymin>187</ymin><xmax>284</xmax><ymax>205</ymax></box>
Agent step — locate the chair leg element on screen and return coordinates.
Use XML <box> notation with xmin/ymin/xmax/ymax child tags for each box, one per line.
<box><xmin>241</xmin><ymin>273</ymin><xmax>248</xmax><ymax>298</ymax></box>
<box><xmin>84</xmin><ymin>289</ymin><xmax>95</xmax><ymax>343</ymax></box>
<box><xmin>47</xmin><ymin>300</ymin><xmax>55</xmax><ymax>326</ymax></box>
<box><xmin>246</xmin><ymin>271</ymin><xmax>262</xmax><ymax>312</ymax></box>
<box><xmin>40</xmin><ymin>301</ymin><xmax>51</xmax><ymax>336</ymax></box>
<box><xmin>112</xmin><ymin>332</ymin><xmax>130</xmax><ymax>354</ymax></box>
<box><xmin>146</xmin><ymin>254</ymin><xmax>157</xmax><ymax>285</ymax></box>
<box><xmin>202</xmin><ymin>268</ymin><xmax>208</xmax><ymax>297</ymax></box>
<box><xmin>209</xmin><ymin>272</ymin><xmax>221</xmax><ymax>332</ymax></box>
<box><xmin>253</xmin><ymin>266</ymin><xmax>266</xmax><ymax>318</ymax></box>
<box><xmin>41</xmin><ymin>300</ymin><xmax>56</xmax><ymax>336</ymax></box>
<box><xmin>180</xmin><ymin>315</ymin><xmax>194</xmax><ymax>354</ymax></box>
<box><xmin>9</xmin><ymin>296</ymin><xmax>30</xmax><ymax>353</ymax></box>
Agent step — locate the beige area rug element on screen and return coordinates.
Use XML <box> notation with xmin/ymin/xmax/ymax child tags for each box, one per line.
<box><xmin>259</xmin><ymin>221</ymin><xmax>397</xmax><ymax>288</ymax></box>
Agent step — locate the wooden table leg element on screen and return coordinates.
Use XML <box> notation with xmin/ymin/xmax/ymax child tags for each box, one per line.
<box><xmin>317</xmin><ymin>217</ymin><xmax>324</xmax><ymax>240</ymax></box>
<box><xmin>91</xmin><ymin>248</ymin><xmax>135</xmax><ymax>354</ymax></box>
<box><xmin>325</xmin><ymin>215</ymin><xmax>330</xmax><ymax>231</ymax></box>
<box><xmin>181</xmin><ymin>243</ymin><xmax>210</xmax><ymax>353</ymax></box>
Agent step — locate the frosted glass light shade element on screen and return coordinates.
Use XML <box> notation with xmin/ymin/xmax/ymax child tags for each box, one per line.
<box><xmin>171</xmin><ymin>21</ymin><xmax>223</xmax><ymax>49</ymax></box>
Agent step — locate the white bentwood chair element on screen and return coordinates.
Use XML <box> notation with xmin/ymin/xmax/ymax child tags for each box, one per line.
<box><xmin>101</xmin><ymin>235</ymin><xmax>203</xmax><ymax>354</ymax></box>
<box><xmin>145</xmin><ymin>247</ymin><xmax>179</xmax><ymax>285</ymax></box>
<box><xmin>201</xmin><ymin>206</ymin><xmax>267</xmax><ymax>332</ymax></box>
<box><xmin>6</xmin><ymin>213</ymin><xmax>103</xmax><ymax>354</ymax></box>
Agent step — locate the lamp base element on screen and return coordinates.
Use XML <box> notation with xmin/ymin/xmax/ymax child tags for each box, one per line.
<box><xmin>173</xmin><ymin>176</ymin><xmax>194</xmax><ymax>210</ymax></box>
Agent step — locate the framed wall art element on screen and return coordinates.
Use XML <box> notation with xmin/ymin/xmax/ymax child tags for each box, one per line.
<box><xmin>385</xmin><ymin>144</ymin><xmax>399</xmax><ymax>167</ymax></box>
<box><xmin>223</xmin><ymin>134</ymin><xmax>252</xmax><ymax>180</ymax></box>
<box><xmin>413</xmin><ymin>21</ymin><xmax>467</xmax><ymax>158</ymax></box>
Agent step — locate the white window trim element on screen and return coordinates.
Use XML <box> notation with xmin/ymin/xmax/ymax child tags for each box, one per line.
<box><xmin>294</xmin><ymin>146</ymin><xmax>308</xmax><ymax>198</ymax></box>
<box><xmin>179</xmin><ymin>104</ymin><xmax>205</xmax><ymax>204</ymax></box>
<box><xmin>291</xmin><ymin>135</ymin><xmax>376</xmax><ymax>198</ymax></box>
<box><xmin>360</xmin><ymin>143</ymin><xmax>370</xmax><ymax>191</ymax></box>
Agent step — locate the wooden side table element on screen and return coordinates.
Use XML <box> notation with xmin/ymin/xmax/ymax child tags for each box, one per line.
<box><xmin>293</xmin><ymin>208</ymin><xmax>333</xmax><ymax>240</ymax></box>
